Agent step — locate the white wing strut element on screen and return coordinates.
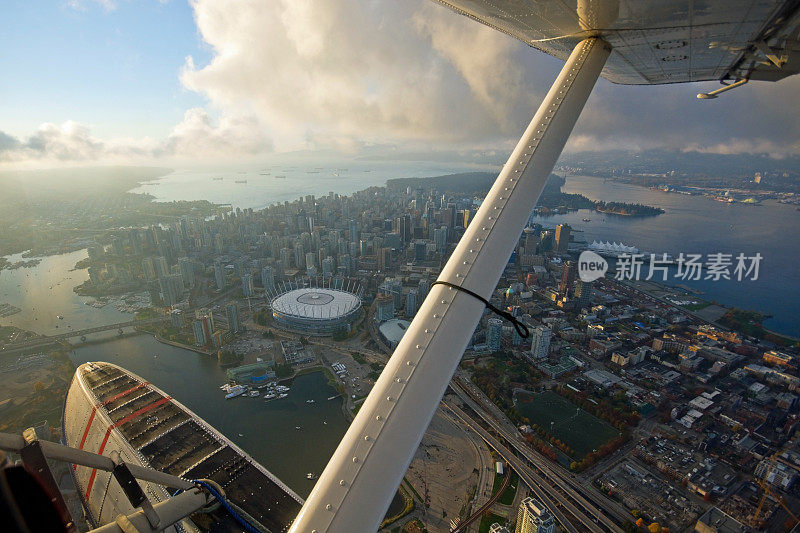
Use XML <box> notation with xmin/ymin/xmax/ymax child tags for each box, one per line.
<box><xmin>289</xmin><ymin>37</ymin><xmax>611</xmax><ymax>533</ymax></box>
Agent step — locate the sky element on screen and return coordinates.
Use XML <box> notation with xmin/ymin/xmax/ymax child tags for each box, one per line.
<box><xmin>1</xmin><ymin>0</ymin><xmax>799</xmax><ymax>168</ymax></box>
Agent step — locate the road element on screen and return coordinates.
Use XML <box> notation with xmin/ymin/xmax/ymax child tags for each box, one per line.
<box><xmin>451</xmin><ymin>467</ymin><xmax>510</xmax><ymax>533</ymax></box>
<box><xmin>448</xmin><ymin>379</ymin><xmax>630</xmax><ymax>532</ymax></box>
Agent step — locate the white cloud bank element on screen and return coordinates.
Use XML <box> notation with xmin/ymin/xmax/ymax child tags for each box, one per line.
<box><xmin>4</xmin><ymin>0</ymin><xmax>800</xmax><ymax>166</ymax></box>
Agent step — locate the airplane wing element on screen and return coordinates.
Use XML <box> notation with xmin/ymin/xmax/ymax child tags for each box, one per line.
<box><xmin>290</xmin><ymin>3</ymin><xmax>800</xmax><ymax>532</ymax></box>
<box><xmin>433</xmin><ymin>0</ymin><xmax>800</xmax><ymax>84</ymax></box>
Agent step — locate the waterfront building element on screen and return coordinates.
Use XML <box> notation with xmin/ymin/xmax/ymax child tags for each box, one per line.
<box><xmin>192</xmin><ymin>319</ymin><xmax>206</xmax><ymax>346</ymax></box>
<box><xmin>554</xmin><ymin>224</ymin><xmax>570</xmax><ymax>253</ymax></box>
<box><xmin>515</xmin><ymin>497</ymin><xmax>554</xmax><ymax>533</ymax></box>
<box><xmin>170</xmin><ymin>309</ymin><xmax>184</xmax><ymax>329</ymax></box>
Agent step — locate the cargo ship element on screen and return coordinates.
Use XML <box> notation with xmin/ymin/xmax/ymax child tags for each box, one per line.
<box><xmin>63</xmin><ymin>361</ymin><xmax>303</xmax><ymax>532</ymax></box>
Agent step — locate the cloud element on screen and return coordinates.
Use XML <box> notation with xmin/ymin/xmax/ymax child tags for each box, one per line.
<box><xmin>179</xmin><ymin>0</ymin><xmax>538</xmax><ymax>151</ymax></box>
<box><xmin>11</xmin><ymin>0</ymin><xmax>800</xmax><ymax>166</ymax></box>
<box><xmin>0</xmin><ymin>109</ymin><xmax>271</xmax><ymax>165</ymax></box>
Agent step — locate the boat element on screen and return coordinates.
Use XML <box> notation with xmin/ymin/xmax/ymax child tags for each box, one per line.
<box><xmin>275</xmin><ymin>175</ymin><xmax>287</xmax><ymax>179</ymax></box>
<box><xmin>249</xmin><ymin>390</ymin><xmax>260</xmax><ymax>397</ymax></box>
<box><xmin>307</xmin><ymin>473</ymin><xmax>317</xmax><ymax>480</ymax></box>
<box><xmin>582</xmin><ymin>218</ymin><xmax>591</xmax><ymax>222</ymax></box>
<box><xmin>306</xmin><ymin>399</ymin><xmax>315</xmax><ymax>404</ymax></box>
<box><xmin>225</xmin><ymin>384</ymin><xmax>247</xmax><ymax>399</ymax></box>
<box><xmin>263</xmin><ymin>393</ymin><xmax>276</xmax><ymax>400</ymax></box>
<box><xmin>57</xmin><ymin>314</ymin><xmax>64</xmax><ymax>320</ymax></box>
<box><xmin>212</xmin><ymin>177</ymin><xmax>223</xmax><ymax>180</ymax></box>
<box><xmin>279</xmin><ymin>393</ymin><xmax>288</xmax><ymax>399</ymax></box>
<box><xmin>235</xmin><ymin>179</ymin><xmax>248</xmax><ymax>184</ymax></box>
<box><xmin>63</xmin><ymin>362</ymin><xmax>302</xmax><ymax>531</ymax></box>
<box><xmin>328</xmin><ymin>395</ymin><xmax>339</xmax><ymax>401</ymax></box>
<box><xmin>295</xmin><ymin>426</ymin><xmax>302</xmax><ymax>430</ymax></box>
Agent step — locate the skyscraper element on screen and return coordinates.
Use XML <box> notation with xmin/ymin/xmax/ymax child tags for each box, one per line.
<box><xmin>192</xmin><ymin>320</ymin><xmax>207</xmax><ymax>346</ymax></box>
<box><xmin>178</xmin><ymin>257</ymin><xmax>194</xmax><ymax>287</ymax></box>
<box><xmin>434</xmin><ymin>226</ymin><xmax>448</xmax><ymax>254</ymax></box>
<box><xmin>515</xmin><ymin>498</ymin><xmax>555</xmax><ymax>533</ymax></box>
<box><xmin>226</xmin><ymin>302</ymin><xmax>240</xmax><ymax>334</ymax></box>
<box><xmin>405</xmin><ymin>290</ymin><xmax>417</xmax><ymax>317</ymax></box>
<box><xmin>487</xmin><ymin>318</ymin><xmax>503</xmax><ymax>352</ymax></box>
<box><xmin>261</xmin><ymin>266</ymin><xmax>276</xmax><ymax>293</ymax></box>
<box><xmin>214</xmin><ymin>260</ymin><xmax>226</xmax><ymax>290</ymax></box>
<box><xmin>159</xmin><ymin>273</ymin><xmax>184</xmax><ymax>307</ymax></box>
<box><xmin>554</xmin><ymin>224</ymin><xmax>571</xmax><ymax>253</ymax></box>
<box><xmin>559</xmin><ymin>261</ymin><xmax>576</xmax><ymax>295</ymax></box>
<box><xmin>574</xmin><ymin>279</ymin><xmax>593</xmax><ymax>308</ymax></box>
<box><xmin>241</xmin><ymin>273</ymin><xmax>254</xmax><ymax>297</ymax></box>
<box><xmin>529</xmin><ymin>326</ymin><xmax>551</xmax><ymax>361</ymax></box>
<box><xmin>153</xmin><ymin>256</ymin><xmax>169</xmax><ymax>279</ymax></box>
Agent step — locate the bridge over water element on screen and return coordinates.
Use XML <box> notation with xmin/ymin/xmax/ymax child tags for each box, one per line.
<box><xmin>0</xmin><ymin>317</ymin><xmax>168</xmax><ymax>352</ymax></box>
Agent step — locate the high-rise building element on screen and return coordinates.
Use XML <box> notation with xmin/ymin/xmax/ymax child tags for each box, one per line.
<box><xmin>559</xmin><ymin>261</ymin><xmax>576</xmax><ymax>295</ymax></box>
<box><xmin>434</xmin><ymin>227</ymin><xmax>448</xmax><ymax>254</ymax></box>
<box><xmin>305</xmin><ymin>251</ymin><xmax>317</xmax><ymax>270</ymax></box>
<box><xmin>321</xmin><ymin>257</ymin><xmax>334</xmax><ymax>277</ymax></box>
<box><xmin>153</xmin><ymin>256</ymin><xmax>169</xmax><ymax>279</ymax></box>
<box><xmin>379</xmin><ymin>247</ymin><xmax>392</xmax><ymax>272</ymax></box>
<box><xmin>487</xmin><ymin>318</ymin><xmax>503</xmax><ymax>352</ymax></box>
<box><xmin>192</xmin><ymin>320</ymin><xmax>207</xmax><ymax>346</ymax></box>
<box><xmin>375</xmin><ymin>294</ymin><xmax>395</xmax><ymax>322</ymax></box>
<box><xmin>178</xmin><ymin>257</ymin><xmax>194</xmax><ymax>287</ymax></box>
<box><xmin>515</xmin><ymin>498</ymin><xmax>555</xmax><ymax>533</ymax></box>
<box><xmin>214</xmin><ymin>260</ymin><xmax>226</xmax><ymax>290</ymax></box>
<box><xmin>405</xmin><ymin>290</ymin><xmax>418</xmax><ymax>317</ymax></box>
<box><xmin>241</xmin><ymin>273</ymin><xmax>254</xmax><ymax>297</ymax></box>
<box><xmin>574</xmin><ymin>280</ymin><xmax>593</xmax><ymax>308</ymax></box>
<box><xmin>523</xmin><ymin>227</ymin><xmax>539</xmax><ymax>255</ymax></box>
<box><xmin>554</xmin><ymin>224</ymin><xmax>571</xmax><ymax>253</ymax></box>
<box><xmin>414</xmin><ymin>241</ymin><xmax>427</xmax><ymax>262</ymax></box>
<box><xmin>349</xmin><ymin>219</ymin><xmax>359</xmax><ymax>242</ymax></box>
<box><xmin>142</xmin><ymin>257</ymin><xmax>156</xmax><ymax>281</ymax></box>
<box><xmin>261</xmin><ymin>266</ymin><xmax>276</xmax><ymax>293</ymax></box>
<box><xmin>226</xmin><ymin>302</ymin><xmax>240</xmax><ymax>333</ymax></box>
<box><xmin>159</xmin><ymin>273</ymin><xmax>184</xmax><ymax>307</ymax></box>
<box><xmin>529</xmin><ymin>326</ymin><xmax>551</xmax><ymax>360</ymax></box>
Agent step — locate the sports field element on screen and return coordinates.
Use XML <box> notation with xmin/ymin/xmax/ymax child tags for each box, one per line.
<box><xmin>516</xmin><ymin>390</ymin><xmax>620</xmax><ymax>459</ymax></box>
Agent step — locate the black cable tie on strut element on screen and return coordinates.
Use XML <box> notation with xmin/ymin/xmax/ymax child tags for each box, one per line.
<box><xmin>431</xmin><ymin>281</ymin><xmax>530</xmax><ymax>339</ymax></box>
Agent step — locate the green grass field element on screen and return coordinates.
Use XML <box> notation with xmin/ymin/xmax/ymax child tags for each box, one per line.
<box><xmin>516</xmin><ymin>391</ymin><xmax>620</xmax><ymax>459</ymax></box>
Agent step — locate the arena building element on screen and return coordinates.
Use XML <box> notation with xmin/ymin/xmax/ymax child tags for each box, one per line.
<box><xmin>271</xmin><ymin>287</ymin><xmax>362</xmax><ymax>335</ymax></box>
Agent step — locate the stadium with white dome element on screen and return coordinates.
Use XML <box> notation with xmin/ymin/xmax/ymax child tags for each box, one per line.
<box><xmin>270</xmin><ymin>286</ymin><xmax>362</xmax><ymax>335</ymax></box>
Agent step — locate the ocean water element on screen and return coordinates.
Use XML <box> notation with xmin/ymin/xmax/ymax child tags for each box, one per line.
<box><xmin>0</xmin><ymin>249</ymin><xmax>132</xmax><ymax>336</ymax></box>
<box><xmin>69</xmin><ymin>336</ymin><xmax>349</xmax><ymax>497</ymax></box>
<box><xmin>131</xmin><ymin>158</ymin><xmax>492</xmax><ymax>210</ymax></box>
<box><xmin>534</xmin><ymin>175</ymin><xmax>800</xmax><ymax>337</ymax></box>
